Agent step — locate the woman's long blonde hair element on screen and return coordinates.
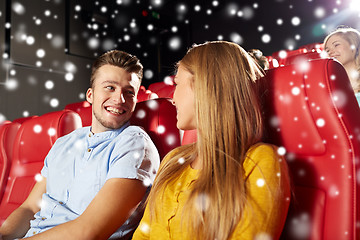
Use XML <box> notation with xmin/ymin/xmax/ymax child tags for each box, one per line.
<box><xmin>147</xmin><ymin>41</ymin><xmax>264</xmax><ymax>239</ymax></box>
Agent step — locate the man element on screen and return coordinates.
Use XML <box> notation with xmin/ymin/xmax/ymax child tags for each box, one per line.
<box><xmin>0</xmin><ymin>50</ymin><xmax>160</xmax><ymax>240</ymax></box>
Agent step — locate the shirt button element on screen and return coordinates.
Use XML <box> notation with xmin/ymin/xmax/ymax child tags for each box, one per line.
<box><xmin>33</xmin><ymin>231</ymin><xmax>36</xmax><ymax>234</ymax></box>
<box><xmin>59</xmin><ymin>201</ymin><xmax>63</xmax><ymax>204</ymax></box>
<box><xmin>41</xmin><ymin>217</ymin><xmax>46</xmax><ymax>220</ymax></box>
<box><xmin>89</xmin><ymin>133</ymin><xmax>92</xmax><ymax>137</ymax></box>
<box><xmin>87</xmin><ymin>148</ymin><xmax>91</xmax><ymax>152</ymax></box>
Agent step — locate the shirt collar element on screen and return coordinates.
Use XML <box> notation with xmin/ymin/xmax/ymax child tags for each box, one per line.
<box><xmin>87</xmin><ymin>122</ymin><xmax>130</xmax><ymax>144</ymax></box>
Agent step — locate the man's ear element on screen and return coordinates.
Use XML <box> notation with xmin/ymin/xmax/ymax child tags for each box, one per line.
<box><xmin>86</xmin><ymin>88</ymin><xmax>93</xmax><ymax>104</ymax></box>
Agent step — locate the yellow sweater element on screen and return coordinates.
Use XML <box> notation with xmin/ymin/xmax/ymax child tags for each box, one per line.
<box><xmin>132</xmin><ymin>143</ymin><xmax>290</xmax><ymax>240</ymax></box>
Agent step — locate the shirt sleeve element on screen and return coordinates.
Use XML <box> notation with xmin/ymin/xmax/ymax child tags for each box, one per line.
<box><xmin>40</xmin><ymin>138</ymin><xmax>62</xmax><ymax>179</ymax></box>
<box><xmin>106</xmin><ymin>127</ymin><xmax>160</xmax><ymax>184</ymax></box>
<box><xmin>231</xmin><ymin>144</ymin><xmax>291</xmax><ymax>239</ymax></box>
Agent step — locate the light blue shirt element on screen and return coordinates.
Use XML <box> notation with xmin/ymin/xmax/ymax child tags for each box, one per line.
<box><xmin>24</xmin><ymin>123</ymin><xmax>160</xmax><ymax>239</ymax></box>
<box><xmin>356</xmin><ymin>92</ymin><xmax>360</xmax><ymax>107</ymax></box>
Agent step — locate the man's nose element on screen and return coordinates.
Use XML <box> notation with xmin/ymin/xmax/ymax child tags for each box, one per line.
<box><xmin>113</xmin><ymin>91</ymin><xmax>125</xmax><ymax>103</ymax></box>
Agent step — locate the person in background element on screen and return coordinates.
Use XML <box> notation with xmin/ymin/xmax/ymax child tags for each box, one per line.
<box><xmin>324</xmin><ymin>26</ymin><xmax>360</xmax><ymax>105</ymax></box>
<box><xmin>132</xmin><ymin>41</ymin><xmax>290</xmax><ymax>240</ymax></box>
<box><xmin>248</xmin><ymin>48</ymin><xmax>270</xmax><ymax>70</ymax></box>
<box><xmin>0</xmin><ymin>50</ymin><xmax>160</xmax><ymax>240</ymax></box>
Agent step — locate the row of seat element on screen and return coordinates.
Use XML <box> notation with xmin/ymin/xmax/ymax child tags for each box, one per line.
<box><xmin>0</xmin><ymin>110</ymin><xmax>82</xmax><ymax>222</ymax></box>
<box><xmin>0</xmin><ymin>53</ymin><xmax>359</xmax><ymax>239</ymax></box>
<box><xmin>268</xmin><ymin>43</ymin><xmax>325</xmax><ymax>68</ymax></box>
<box><xmin>137</xmin><ymin>78</ymin><xmax>176</xmax><ymax>102</ymax></box>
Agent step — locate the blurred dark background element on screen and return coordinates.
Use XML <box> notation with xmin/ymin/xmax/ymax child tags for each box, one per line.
<box><xmin>1</xmin><ymin>0</ymin><xmax>359</xmax><ymax>120</ymax></box>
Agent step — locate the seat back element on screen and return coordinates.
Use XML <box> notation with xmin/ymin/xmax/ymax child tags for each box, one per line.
<box><xmin>148</xmin><ymin>81</ymin><xmax>175</xmax><ymax>99</ymax></box>
<box><xmin>65</xmin><ymin>101</ymin><xmax>91</xmax><ymax>112</ymax></box>
<box><xmin>12</xmin><ymin>116</ymin><xmax>38</xmax><ymax>124</ymax></box>
<box><xmin>130</xmin><ymin>98</ymin><xmax>181</xmax><ymax>159</ymax></box>
<box><xmin>259</xmin><ymin>58</ymin><xmax>360</xmax><ymax>240</ymax></box>
<box><xmin>284</xmin><ymin>51</ymin><xmax>326</xmax><ymax>66</ymax></box>
<box><xmin>0</xmin><ymin>122</ymin><xmax>21</xmax><ymax>203</ymax></box>
<box><xmin>0</xmin><ymin>110</ymin><xmax>82</xmax><ymax>224</ymax></box>
<box><xmin>272</xmin><ymin>48</ymin><xmax>308</xmax><ymax>66</ymax></box>
<box><xmin>153</xmin><ymin>85</ymin><xmax>175</xmax><ymax>98</ymax></box>
<box><xmin>65</xmin><ymin>101</ymin><xmax>92</xmax><ymax>126</ymax></box>
<box><xmin>148</xmin><ymin>81</ymin><xmax>172</xmax><ymax>93</ymax></box>
<box><xmin>137</xmin><ymin>88</ymin><xmax>158</xmax><ymax>102</ymax></box>
<box><xmin>298</xmin><ymin>42</ymin><xmax>324</xmax><ymax>52</ymax></box>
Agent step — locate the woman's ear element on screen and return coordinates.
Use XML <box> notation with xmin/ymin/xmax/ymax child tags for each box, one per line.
<box><xmin>86</xmin><ymin>88</ymin><xmax>93</xmax><ymax>104</ymax></box>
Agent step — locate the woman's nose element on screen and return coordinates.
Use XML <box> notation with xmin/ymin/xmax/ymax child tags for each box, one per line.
<box><xmin>328</xmin><ymin>48</ymin><xmax>335</xmax><ymax>56</ymax></box>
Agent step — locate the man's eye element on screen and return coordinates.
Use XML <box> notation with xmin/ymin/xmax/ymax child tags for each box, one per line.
<box><xmin>106</xmin><ymin>86</ymin><xmax>115</xmax><ymax>90</ymax></box>
<box><xmin>127</xmin><ymin>90</ymin><xmax>135</xmax><ymax>96</ymax></box>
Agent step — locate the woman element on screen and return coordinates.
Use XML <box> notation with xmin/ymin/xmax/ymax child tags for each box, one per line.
<box><xmin>132</xmin><ymin>41</ymin><xmax>290</xmax><ymax>240</ymax></box>
<box><xmin>324</xmin><ymin>27</ymin><xmax>360</xmax><ymax>105</ymax></box>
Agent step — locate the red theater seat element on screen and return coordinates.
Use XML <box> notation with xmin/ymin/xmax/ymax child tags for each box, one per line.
<box><xmin>12</xmin><ymin>116</ymin><xmax>38</xmax><ymax>124</ymax></box>
<box><xmin>284</xmin><ymin>50</ymin><xmax>327</xmax><ymax>66</ymax></box>
<box><xmin>148</xmin><ymin>81</ymin><xmax>173</xmax><ymax>93</ymax></box>
<box><xmin>0</xmin><ymin>110</ymin><xmax>82</xmax><ymax>224</ymax></box>
<box><xmin>65</xmin><ymin>101</ymin><xmax>91</xmax><ymax>112</ymax></box>
<box><xmin>298</xmin><ymin>42</ymin><xmax>324</xmax><ymax>52</ymax></box>
<box><xmin>137</xmin><ymin>88</ymin><xmax>158</xmax><ymax>102</ymax></box>
<box><xmin>148</xmin><ymin>81</ymin><xmax>175</xmax><ymax>99</ymax></box>
<box><xmin>259</xmin><ymin>58</ymin><xmax>360</xmax><ymax>240</ymax></box>
<box><xmin>272</xmin><ymin>48</ymin><xmax>308</xmax><ymax>66</ymax></box>
<box><xmin>130</xmin><ymin>98</ymin><xmax>181</xmax><ymax>159</ymax></box>
<box><xmin>0</xmin><ymin>122</ymin><xmax>21</xmax><ymax>203</ymax></box>
<box><xmin>153</xmin><ymin>84</ymin><xmax>175</xmax><ymax>98</ymax></box>
<box><xmin>74</xmin><ymin>106</ymin><xmax>92</xmax><ymax>127</ymax></box>
<box><xmin>65</xmin><ymin>101</ymin><xmax>92</xmax><ymax>127</ymax></box>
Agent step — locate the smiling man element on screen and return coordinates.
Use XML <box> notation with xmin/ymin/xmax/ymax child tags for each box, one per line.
<box><xmin>0</xmin><ymin>50</ymin><xmax>160</xmax><ymax>240</ymax></box>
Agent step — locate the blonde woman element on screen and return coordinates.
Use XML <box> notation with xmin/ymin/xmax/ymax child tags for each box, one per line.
<box><xmin>133</xmin><ymin>41</ymin><xmax>291</xmax><ymax>240</ymax></box>
<box><xmin>324</xmin><ymin>26</ymin><xmax>360</xmax><ymax>105</ymax></box>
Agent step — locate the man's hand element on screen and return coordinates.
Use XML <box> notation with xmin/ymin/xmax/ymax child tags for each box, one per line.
<box><xmin>26</xmin><ymin>178</ymin><xmax>147</xmax><ymax>240</ymax></box>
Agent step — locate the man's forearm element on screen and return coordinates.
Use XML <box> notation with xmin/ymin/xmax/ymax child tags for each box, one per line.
<box><xmin>24</xmin><ymin>219</ymin><xmax>93</xmax><ymax>240</ymax></box>
<box><xmin>0</xmin><ymin>207</ymin><xmax>35</xmax><ymax>240</ymax></box>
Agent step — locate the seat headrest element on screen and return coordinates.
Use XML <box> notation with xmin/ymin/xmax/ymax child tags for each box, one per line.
<box><xmin>13</xmin><ymin>110</ymin><xmax>82</xmax><ymax>164</ymax></box>
<box><xmin>130</xmin><ymin>98</ymin><xmax>181</xmax><ymax>159</ymax></box>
